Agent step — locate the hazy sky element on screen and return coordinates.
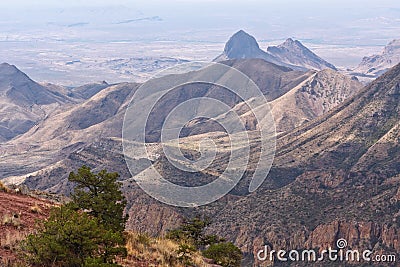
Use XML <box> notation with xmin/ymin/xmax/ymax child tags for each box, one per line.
<box><xmin>0</xmin><ymin>0</ymin><xmax>399</xmax><ymax>45</ymax></box>
<box><xmin>1</xmin><ymin>0</ymin><xmax>399</xmax><ymax>9</ymax></box>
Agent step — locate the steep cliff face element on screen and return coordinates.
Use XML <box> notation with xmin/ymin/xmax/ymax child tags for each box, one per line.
<box><xmin>203</xmin><ymin>172</ymin><xmax>400</xmax><ymax>266</ymax></box>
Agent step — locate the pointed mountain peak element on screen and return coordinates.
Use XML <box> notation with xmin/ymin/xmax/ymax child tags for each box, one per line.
<box><xmin>223</xmin><ymin>30</ymin><xmax>261</xmax><ymax>58</ymax></box>
<box><xmin>0</xmin><ymin>62</ymin><xmax>16</xmax><ymax>68</ymax></box>
<box><xmin>0</xmin><ymin>63</ymin><xmax>32</xmax><ymax>87</ymax></box>
<box><xmin>214</xmin><ymin>31</ymin><xmax>310</xmax><ymax>71</ymax></box>
<box><xmin>279</xmin><ymin>38</ymin><xmax>307</xmax><ymax>50</ymax></box>
<box><xmin>283</xmin><ymin>37</ymin><xmax>295</xmax><ymax>44</ymax></box>
<box><xmin>0</xmin><ymin>63</ymin><xmax>70</xmax><ymax>106</ymax></box>
<box><xmin>0</xmin><ymin>62</ymin><xmax>24</xmax><ymax>75</ymax></box>
<box><xmin>232</xmin><ymin>29</ymin><xmax>253</xmax><ymax>38</ymax></box>
<box><xmin>267</xmin><ymin>38</ymin><xmax>336</xmax><ymax>71</ymax></box>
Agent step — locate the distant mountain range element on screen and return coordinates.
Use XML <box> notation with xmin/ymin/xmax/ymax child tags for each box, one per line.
<box><xmin>352</xmin><ymin>39</ymin><xmax>400</xmax><ymax>78</ymax></box>
<box><xmin>215</xmin><ymin>30</ymin><xmax>337</xmax><ymax>71</ymax></box>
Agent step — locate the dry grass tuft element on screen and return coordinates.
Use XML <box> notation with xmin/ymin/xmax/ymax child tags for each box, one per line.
<box><xmin>123</xmin><ymin>232</ymin><xmax>207</xmax><ymax>267</ymax></box>
<box><xmin>0</xmin><ymin>229</ymin><xmax>27</xmax><ymax>250</ymax></box>
<box><xmin>0</xmin><ymin>181</ymin><xmax>10</xmax><ymax>193</ymax></box>
<box><xmin>29</xmin><ymin>204</ymin><xmax>42</xmax><ymax>214</ymax></box>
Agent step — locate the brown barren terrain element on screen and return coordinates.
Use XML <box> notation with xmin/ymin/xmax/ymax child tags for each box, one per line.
<box><xmin>0</xmin><ymin>190</ymin><xmax>53</xmax><ymax>265</ymax></box>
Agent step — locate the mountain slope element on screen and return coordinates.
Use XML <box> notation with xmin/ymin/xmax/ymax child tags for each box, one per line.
<box><xmin>205</xmin><ymin>63</ymin><xmax>400</xmax><ymax>265</ymax></box>
<box><xmin>186</xmin><ymin>68</ymin><xmax>362</xmax><ymax>135</ymax></box>
<box><xmin>71</xmin><ymin>81</ymin><xmax>110</xmax><ymax>99</ymax></box>
<box><xmin>0</xmin><ymin>63</ymin><xmax>75</xmax><ymax>141</ymax></box>
<box><xmin>0</xmin><ymin>59</ymin><xmax>310</xmax><ymax>180</ymax></box>
<box><xmin>0</xmin><ymin>189</ymin><xmax>53</xmax><ymax>265</ymax></box>
<box><xmin>268</xmin><ymin>69</ymin><xmax>362</xmax><ymax>133</ymax></box>
<box><xmin>275</xmin><ymin>62</ymin><xmax>400</xmax><ymax>172</ymax></box>
<box><xmin>0</xmin><ymin>82</ymin><xmax>139</xmax><ymax>180</ymax></box>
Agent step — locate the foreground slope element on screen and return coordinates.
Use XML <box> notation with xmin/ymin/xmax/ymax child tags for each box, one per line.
<box><xmin>0</xmin><ymin>189</ymin><xmax>53</xmax><ymax>264</ymax></box>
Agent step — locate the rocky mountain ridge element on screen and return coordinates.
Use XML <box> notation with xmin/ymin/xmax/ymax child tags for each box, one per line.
<box><xmin>267</xmin><ymin>38</ymin><xmax>337</xmax><ymax>71</ymax></box>
<box><xmin>215</xmin><ymin>30</ymin><xmax>337</xmax><ymax>72</ymax></box>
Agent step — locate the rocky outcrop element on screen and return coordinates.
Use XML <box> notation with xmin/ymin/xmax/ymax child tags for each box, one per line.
<box><xmin>235</xmin><ymin>68</ymin><xmax>363</xmax><ymax>134</ymax></box>
<box><xmin>267</xmin><ymin>38</ymin><xmax>337</xmax><ymax>71</ymax></box>
<box><xmin>353</xmin><ymin>39</ymin><xmax>400</xmax><ymax>79</ymax></box>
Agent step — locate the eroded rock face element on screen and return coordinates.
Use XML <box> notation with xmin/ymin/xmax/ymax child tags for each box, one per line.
<box><xmin>269</xmin><ymin>69</ymin><xmax>363</xmax><ymax>133</ymax></box>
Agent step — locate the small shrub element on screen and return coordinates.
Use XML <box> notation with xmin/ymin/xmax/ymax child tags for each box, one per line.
<box><xmin>22</xmin><ymin>206</ymin><xmax>125</xmax><ymax>267</ymax></box>
<box><xmin>166</xmin><ymin>217</ymin><xmax>218</xmax><ymax>248</ymax></box>
<box><xmin>203</xmin><ymin>242</ymin><xmax>243</xmax><ymax>267</ymax></box>
<box><xmin>0</xmin><ymin>181</ymin><xmax>9</xmax><ymax>192</ymax></box>
<box><xmin>177</xmin><ymin>243</ymin><xmax>196</xmax><ymax>264</ymax></box>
